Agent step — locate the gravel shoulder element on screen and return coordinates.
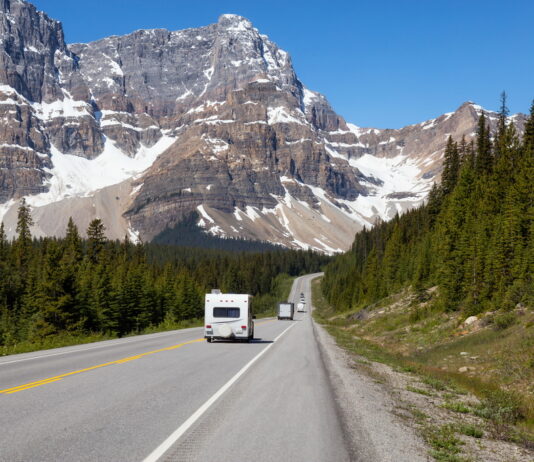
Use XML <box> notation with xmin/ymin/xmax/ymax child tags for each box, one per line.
<box><xmin>313</xmin><ymin>320</ymin><xmax>431</xmax><ymax>461</ymax></box>
<box><xmin>311</xmin><ymin>282</ymin><xmax>534</xmax><ymax>462</ymax></box>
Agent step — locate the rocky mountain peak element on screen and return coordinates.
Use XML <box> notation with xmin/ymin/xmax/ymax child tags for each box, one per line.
<box><xmin>0</xmin><ymin>0</ymin><xmax>73</xmax><ymax>103</ymax></box>
<box><xmin>217</xmin><ymin>13</ymin><xmax>254</xmax><ymax>29</ymax></box>
<box><xmin>0</xmin><ymin>1</ymin><xmax>527</xmax><ymax>253</ymax></box>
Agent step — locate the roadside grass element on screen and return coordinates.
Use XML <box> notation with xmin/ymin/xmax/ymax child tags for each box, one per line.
<box><xmin>0</xmin><ymin>331</ymin><xmax>115</xmax><ymax>357</ymax></box>
<box><xmin>311</xmin><ymin>277</ymin><xmax>534</xmax><ymax>456</ymax></box>
<box><xmin>456</xmin><ymin>423</ymin><xmax>484</xmax><ymax>439</ymax></box>
<box><xmin>441</xmin><ymin>401</ymin><xmax>471</xmax><ymax>414</ymax></box>
<box><xmin>423</xmin><ymin>424</ymin><xmax>469</xmax><ymax>462</ymax></box>
<box><xmin>407</xmin><ymin>385</ymin><xmax>435</xmax><ymax>397</ymax></box>
<box><xmin>0</xmin><ymin>317</ymin><xmax>205</xmax><ymax>357</ymax></box>
<box><xmin>0</xmin><ymin>275</ymin><xmax>295</xmax><ymax>357</ymax></box>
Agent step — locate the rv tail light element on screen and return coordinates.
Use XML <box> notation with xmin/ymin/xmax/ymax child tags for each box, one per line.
<box><xmin>206</xmin><ymin>325</ymin><xmax>211</xmax><ymax>328</ymax></box>
<box><xmin>241</xmin><ymin>325</ymin><xmax>246</xmax><ymax>329</ymax></box>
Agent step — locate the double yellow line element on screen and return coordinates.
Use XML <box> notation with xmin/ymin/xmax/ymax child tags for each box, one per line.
<box><xmin>0</xmin><ymin>338</ymin><xmax>205</xmax><ymax>395</ymax></box>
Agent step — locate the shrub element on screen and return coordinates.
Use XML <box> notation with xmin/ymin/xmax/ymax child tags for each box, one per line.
<box><xmin>457</xmin><ymin>423</ymin><xmax>484</xmax><ymax>438</ymax></box>
<box><xmin>493</xmin><ymin>312</ymin><xmax>516</xmax><ymax>330</ymax></box>
<box><xmin>475</xmin><ymin>389</ymin><xmax>524</xmax><ymax>425</ymax></box>
<box><xmin>442</xmin><ymin>401</ymin><xmax>471</xmax><ymax>414</ymax></box>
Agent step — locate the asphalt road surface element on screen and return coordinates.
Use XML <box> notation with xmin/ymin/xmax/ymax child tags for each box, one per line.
<box><xmin>0</xmin><ymin>273</ymin><xmax>351</xmax><ymax>461</ymax></box>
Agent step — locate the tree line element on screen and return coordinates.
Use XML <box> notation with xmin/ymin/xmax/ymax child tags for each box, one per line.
<box><xmin>0</xmin><ymin>211</ymin><xmax>328</xmax><ymax>349</ymax></box>
<box><xmin>322</xmin><ymin>95</ymin><xmax>533</xmax><ymax>315</ymax></box>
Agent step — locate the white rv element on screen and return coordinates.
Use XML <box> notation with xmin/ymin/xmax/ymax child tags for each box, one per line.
<box><xmin>297</xmin><ymin>301</ymin><xmax>306</xmax><ymax>312</ymax></box>
<box><xmin>204</xmin><ymin>291</ymin><xmax>255</xmax><ymax>342</ymax></box>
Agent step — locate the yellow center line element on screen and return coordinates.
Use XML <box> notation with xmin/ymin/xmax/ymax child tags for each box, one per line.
<box><xmin>0</xmin><ymin>318</ymin><xmax>278</xmax><ymax>395</ymax></box>
<box><xmin>5</xmin><ymin>378</ymin><xmax>63</xmax><ymax>394</ymax></box>
<box><xmin>0</xmin><ymin>338</ymin><xmax>204</xmax><ymax>395</ymax></box>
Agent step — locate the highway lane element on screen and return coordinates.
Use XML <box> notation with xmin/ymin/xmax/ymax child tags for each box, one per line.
<box><xmin>159</xmin><ymin>272</ymin><xmax>350</xmax><ymax>462</ymax></box>
<box><xmin>0</xmin><ymin>273</ymin><xmax>351</xmax><ymax>461</ymax></box>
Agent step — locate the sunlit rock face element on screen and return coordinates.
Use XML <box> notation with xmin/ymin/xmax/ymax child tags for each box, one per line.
<box><xmin>0</xmin><ymin>3</ymin><xmax>526</xmax><ymax>252</ymax></box>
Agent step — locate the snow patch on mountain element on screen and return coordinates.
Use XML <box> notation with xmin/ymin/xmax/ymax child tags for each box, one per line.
<box><xmin>26</xmin><ymin>135</ymin><xmax>175</xmax><ymax>208</ymax></box>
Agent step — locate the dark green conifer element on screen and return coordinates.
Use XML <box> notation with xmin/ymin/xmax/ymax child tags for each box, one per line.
<box><xmin>87</xmin><ymin>218</ymin><xmax>106</xmax><ymax>263</ymax></box>
<box><xmin>441</xmin><ymin>136</ymin><xmax>460</xmax><ymax>195</ymax></box>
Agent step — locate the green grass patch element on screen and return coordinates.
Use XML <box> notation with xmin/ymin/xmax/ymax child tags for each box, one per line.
<box><xmin>442</xmin><ymin>401</ymin><xmax>471</xmax><ymax>414</ymax></box>
<box><xmin>423</xmin><ymin>376</ymin><xmax>449</xmax><ymax>391</ymax></box>
<box><xmin>411</xmin><ymin>407</ymin><xmax>430</xmax><ymax>422</ymax></box>
<box><xmin>473</xmin><ymin>389</ymin><xmax>524</xmax><ymax>425</ymax></box>
<box><xmin>423</xmin><ymin>424</ymin><xmax>467</xmax><ymax>462</ymax></box>
<box><xmin>407</xmin><ymin>385</ymin><xmax>434</xmax><ymax>396</ymax></box>
<box><xmin>0</xmin><ymin>317</ymin><xmax>206</xmax><ymax>357</ymax></box>
<box><xmin>456</xmin><ymin>423</ymin><xmax>484</xmax><ymax>439</ymax></box>
<box><xmin>0</xmin><ymin>331</ymin><xmax>114</xmax><ymax>356</ymax></box>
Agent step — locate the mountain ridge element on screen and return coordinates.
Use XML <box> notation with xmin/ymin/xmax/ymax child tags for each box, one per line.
<box><xmin>0</xmin><ymin>2</ymin><xmax>526</xmax><ymax>252</ymax></box>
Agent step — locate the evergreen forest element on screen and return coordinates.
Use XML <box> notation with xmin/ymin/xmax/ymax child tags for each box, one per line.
<box><xmin>322</xmin><ymin>96</ymin><xmax>533</xmax><ymax>315</ymax></box>
<box><xmin>0</xmin><ymin>211</ymin><xmax>328</xmax><ymax>353</ymax></box>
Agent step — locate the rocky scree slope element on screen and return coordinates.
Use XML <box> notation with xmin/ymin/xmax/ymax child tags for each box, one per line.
<box><xmin>0</xmin><ymin>0</ymin><xmax>526</xmax><ymax>252</ymax></box>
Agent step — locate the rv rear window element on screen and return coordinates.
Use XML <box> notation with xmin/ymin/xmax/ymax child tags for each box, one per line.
<box><xmin>213</xmin><ymin>307</ymin><xmax>240</xmax><ymax>318</ymax></box>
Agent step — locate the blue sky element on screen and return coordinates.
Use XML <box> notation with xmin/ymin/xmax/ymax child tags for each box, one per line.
<box><xmin>32</xmin><ymin>0</ymin><xmax>533</xmax><ymax>128</ymax></box>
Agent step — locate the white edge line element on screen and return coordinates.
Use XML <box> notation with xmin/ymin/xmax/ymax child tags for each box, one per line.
<box><xmin>0</xmin><ymin>329</ymin><xmax>201</xmax><ymax>366</ymax></box>
<box><xmin>143</xmin><ymin>322</ymin><xmax>297</xmax><ymax>462</ymax></box>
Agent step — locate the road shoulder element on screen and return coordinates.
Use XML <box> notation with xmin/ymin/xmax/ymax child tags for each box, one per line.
<box><xmin>313</xmin><ymin>319</ymin><xmax>431</xmax><ymax>462</ymax></box>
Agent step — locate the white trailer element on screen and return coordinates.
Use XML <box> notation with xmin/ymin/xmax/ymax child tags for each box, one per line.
<box><xmin>277</xmin><ymin>302</ymin><xmax>294</xmax><ymax>320</ymax></box>
<box><xmin>204</xmin><ymin>292</ymin><xmax>255</xmax><ymax>342</ymax></box>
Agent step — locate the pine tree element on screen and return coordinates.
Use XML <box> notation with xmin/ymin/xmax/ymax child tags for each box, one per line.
<box><xmin>0</xmin><ymin>222</ymin><xmax>7</xmax><ymax>260</ymax></box>
<box><xmin>441</xmin><ymin>136</ymin><xmax>460</xmax><ymax>195</ymax></box>
<box><xmin>426</xmin><ymin>183</ymin><xmax>443</xmax><ymax>225</ymax></box>
<box><xmin>475</xmin><ymin>113</ymin><xmax>493</xmax><ymax>174</ymax></box>
<box><xmin>64</xmin><ymin>218</ymin><xmax>82</xmax><ymax>262</ymax></box>
<box><xmin>15</xmin><ymin>199</ymin><xmax>34</xmax><ymax>270</ymax></box>
<box><xmin>87</xmin><ymin>219</ymin><xmax>106</xmax><ymax>263</ymax></box>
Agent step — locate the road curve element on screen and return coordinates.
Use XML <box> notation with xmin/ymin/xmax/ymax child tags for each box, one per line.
<box><xmin>0</xmin><ymin>273</ymin><xmax>351</xmax><ymax>462</ymax></box>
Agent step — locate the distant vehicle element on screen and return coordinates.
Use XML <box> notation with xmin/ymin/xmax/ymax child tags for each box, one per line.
<box><xmin>297</xmin><ymin>302</ymin><xmax>306</xmax><ymax>312</ymax></box>
<box><xmin>300</xmin><ymin>292</ymin><xmax>305</xmax><ymax>299</ymax></box>
<box><xmin>277</xmin><ymin>302</ymin><xmax>294</xmax><ymax>320</ymax></box>
<box><xmin>204</xmin><ymin>291</ymin><xmax>255</xmax><ymax>343</ymax></box>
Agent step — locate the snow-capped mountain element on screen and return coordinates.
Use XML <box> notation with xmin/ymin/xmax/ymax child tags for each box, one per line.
<box><xmin>0</xmin><ymin>1</ymin><xmax>526</xmax><ymax>252</ymax></box>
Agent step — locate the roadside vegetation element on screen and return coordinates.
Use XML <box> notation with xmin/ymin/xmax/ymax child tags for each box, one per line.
<box><xmin>317</xmin><ymin>95</ymin><xmax>533</xmax><ymax>460</ymax></box>
<box><xmin>0</xmin><ymin>209</ymin><xmax>327</xmax><ymax>356</ymax></box>
<box><xmin>313</xmin><ymin>279</ymin><xmax>534</xmax><ymax>461</ymax></box>
<box><xmin>323</xmin><ymin>95</ymin><xmax>533</xmax><ymax>320</ymax></box>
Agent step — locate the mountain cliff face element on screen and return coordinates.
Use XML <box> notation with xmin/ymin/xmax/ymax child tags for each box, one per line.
<box><xmin>0</xmin><ymin>1</ymin><xmax>526</xmax><ymax>252</ymax></box>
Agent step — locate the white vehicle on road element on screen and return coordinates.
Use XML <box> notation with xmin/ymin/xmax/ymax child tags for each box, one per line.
<box><xmin>204</xmin><ymin>291</ymin><xmax>255</xmax><ymax>342</ymax></box>
<box><xmin>277</xmin><ymin>302</ymin><xmax>294</xmax><ymax>320</ymax></box>
<box><xmin>297</xmin><ymin>302</ymin><xmax>306</xmax><ymax>312</ymax></box>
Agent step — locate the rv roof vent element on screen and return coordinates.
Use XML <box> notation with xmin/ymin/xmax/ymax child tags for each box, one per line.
<box><xmin>211</xmin><ymin>289</ymin><xmax>222</xmax><ymax>294</ymax></box>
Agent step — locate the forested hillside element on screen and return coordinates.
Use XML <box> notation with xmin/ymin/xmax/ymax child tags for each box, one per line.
<box><xmin>0</xmin><ymin>211</ymin><xmax>327</xmax><ymax>353</ymax></box>
<box><xmin>323</xmin><ymin>96</ymin><xmax>533</xmax><ymax>315</ymax></box>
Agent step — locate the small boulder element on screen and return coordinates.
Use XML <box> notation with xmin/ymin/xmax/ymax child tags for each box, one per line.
<box><xmin>464</xmin><ymin>315</ymin><xmax>478</xmax><ymax>326</ymax></box>
<box><xmin>347</xmin><ymin>310</ymin><xmax>368</xmax><ymax>321</ymax></box>
<box><xmin>458</xmin><ymin>366</ymin><xmax>476</xmax><ymax>373</ymax></box>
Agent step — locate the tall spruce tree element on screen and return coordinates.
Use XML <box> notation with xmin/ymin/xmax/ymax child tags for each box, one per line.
<box><xmin>441</xmin><ymin>136</ymin><xmax>460</xmax><ymax>195</ymax></box>
<box><xmin>87</xmin><ymin>219</ymin><xmax>106</xmax><ymax>263</ymax></box>
<box><xmin>475</xmin><ymin>113</ymin><xmax>493</xmax><ymax>174</ymax></box>
<box><xmin>15</xmin><ymin>199</ymin><xmax>34</xmax><ymax>271</ymax></box>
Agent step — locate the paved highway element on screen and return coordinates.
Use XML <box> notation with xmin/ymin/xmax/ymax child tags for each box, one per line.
<box><xmin>0</xmin><ymin>273</ymin><xmax>351</xmax><ymax>461</ymax></box>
